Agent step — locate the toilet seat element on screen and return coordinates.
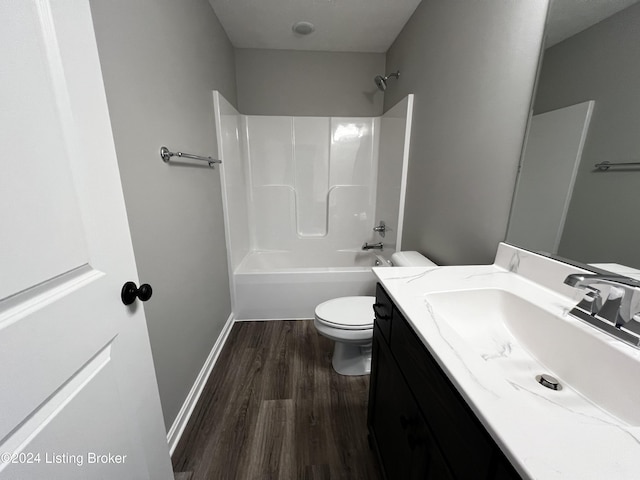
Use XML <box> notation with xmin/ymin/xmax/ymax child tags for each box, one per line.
<box><xmin>314</xmin><ymin>296</ymin><xmax>375</xmax><ymax>330</ymax></box>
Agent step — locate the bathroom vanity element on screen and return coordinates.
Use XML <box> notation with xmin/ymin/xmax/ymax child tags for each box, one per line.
<box><xmin>368</xmin><ymin>283</ymin><xmax>519</xmax><ymax>479</ymax></box>
<box><xmin>368</xmin><ymin>243</ymin><xmax>640</xmax><ymax>479</ymax></box>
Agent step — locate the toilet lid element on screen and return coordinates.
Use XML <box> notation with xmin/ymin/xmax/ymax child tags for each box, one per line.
<box><xmin>315</xmin><ymin>296</ymin><xmax>375</xmax><ymax>330</ymax></box>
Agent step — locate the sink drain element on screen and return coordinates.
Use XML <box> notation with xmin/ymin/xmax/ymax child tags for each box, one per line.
<box><xmin>536</xmin><ymin>374</ymin><xmax>562</xmax><ymax>391</ymax></box>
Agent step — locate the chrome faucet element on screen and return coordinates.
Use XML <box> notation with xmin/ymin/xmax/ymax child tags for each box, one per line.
<box><xmin>564</xmin><ymin>273</ymin><xmax>640</xmax><ymax>328</ymax></box>
<box><xmin>362</xmin><ymin>242</ymin><xmax>383</xmax><ymax>251</ymax></box>
<box><xmin>373</xmin><ymin>221</ymin><xmax>386</xmax><ymax>238</ymax></box>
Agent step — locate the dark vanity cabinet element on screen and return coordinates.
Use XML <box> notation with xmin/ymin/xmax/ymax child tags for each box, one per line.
<box><xmin>368</xmin><ymin>283</ymin><xmax>521</xmax><ymax>480</ymax></box>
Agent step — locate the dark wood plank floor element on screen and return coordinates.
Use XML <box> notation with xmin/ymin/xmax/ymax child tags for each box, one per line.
<box><xmin>172</xmin><ymin>320</ymin><xmax>381</xmax><ymax>480</ymax></box>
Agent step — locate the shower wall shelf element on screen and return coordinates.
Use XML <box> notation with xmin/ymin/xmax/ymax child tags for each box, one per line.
<box><xmin>595</xmin><ymin>161</ymin><xmax>640</xmax><ymax>171</ymax></box>
<box><xmin>160</xmin><ymin>146</ymin><xmax>222</xmax><ymax>168</ymax></box>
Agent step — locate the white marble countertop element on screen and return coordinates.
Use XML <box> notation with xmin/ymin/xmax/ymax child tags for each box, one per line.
<box><xmin>373</xmin><ymin>243</ymin><xmax>640</xmax><ymax>480</ymax></box>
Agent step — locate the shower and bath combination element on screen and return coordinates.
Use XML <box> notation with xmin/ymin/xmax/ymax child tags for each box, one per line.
<box><xmin>374</xmin><ymin>70</ymin><xmax>400</xmax><ymax>91</ymax></box>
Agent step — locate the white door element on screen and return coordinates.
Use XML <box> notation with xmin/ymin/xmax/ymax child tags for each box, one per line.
<box><xmin>0</xmin><ymin>1</ymin><xmax>173</xmax><ymax>479</ymax></box>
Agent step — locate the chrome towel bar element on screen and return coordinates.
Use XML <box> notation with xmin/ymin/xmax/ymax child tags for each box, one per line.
<box><xmin>595</xmin><ymin>161</ymin><xmax>640</xmax><ymax>171</ymax></box>
<box><xmin>160</xmin><ymin>146</ymin><xmax>222</xmax><ymax>168</ymax></box>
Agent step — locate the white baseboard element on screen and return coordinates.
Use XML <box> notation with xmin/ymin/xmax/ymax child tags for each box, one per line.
<box><xmin>167</xmin><ymin>312</ymin><xmax>235</xmax><ymax>456</ymax></box>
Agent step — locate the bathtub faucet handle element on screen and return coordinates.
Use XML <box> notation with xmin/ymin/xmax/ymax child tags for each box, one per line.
<box><xmin>373</xmin><ymin>221</ymin><xmax>386</xmax><ymax>238</ymax></box>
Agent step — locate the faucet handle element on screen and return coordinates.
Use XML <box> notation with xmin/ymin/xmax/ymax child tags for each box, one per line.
<box><xmin>577</xmin><ymin>287</ymin><xmax>603</xmax><ymax>315</ymax></box>
<box><xmin>372</xmin><ymin>221</ymin><xmax>386</xmax><ymax>238</ymax></box>
<box><xmin>597</xmin><ymin>287</ymin><xmax>625</xmax><ymax>325</ymax></box>
<box><xmin>619</xmin><ymin>287</ymin><xmax>640</xmax><ymax>328</ymax></box>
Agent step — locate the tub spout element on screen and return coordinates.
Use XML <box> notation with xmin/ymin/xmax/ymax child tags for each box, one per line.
<box><xmin>362</xmin><ymin>242</ymin><xmax>383</xmax><ymax>251</ymax></box>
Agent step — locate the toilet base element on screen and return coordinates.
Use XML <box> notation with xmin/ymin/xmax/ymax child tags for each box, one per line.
<box><xmin>332</xmin><ymin>341</ymin><xmax>372</xmax><ymax>376</ymax></box>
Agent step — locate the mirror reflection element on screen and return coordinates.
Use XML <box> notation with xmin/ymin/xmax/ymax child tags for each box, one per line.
<box><xmin>507</xmin><ymin>0</ymin><xmax>640</xmax><ymax>271</ymax></box>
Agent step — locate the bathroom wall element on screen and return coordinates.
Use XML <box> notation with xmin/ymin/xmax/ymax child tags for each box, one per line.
<box><xmin>534</xmin><ymin>3</ymin><xmax>640</xmax><ymax>267</ymax></box>
<box><xmin>244</xmin><ymin>115</ymin><xmax>380</xmax><ymax>254</ymax></box>
<box><xmin>89</xmin><ymin>0</ymin><xmax>235</xmax><ymax>431</ymax></box>
<box><xmin>374</xmin><ymin>96</ymin><xmax>414</xmax><ymax>254</ymax></box>
<box><xmin>384</xmin><ymin>0</ymin><xmax>549</xmax><ymax>265</ymax></box>
<box><xmin>235</xmin><ymin>48</ymin><xmax>385</xmax><ymax>117</ymax></box>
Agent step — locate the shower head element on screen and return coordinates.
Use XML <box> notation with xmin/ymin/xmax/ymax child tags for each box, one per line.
<box><xmin>374</xmin><ymin>75</ymin><xmax>387</xmax><ymax>91</ymax></box>
<box><xmin>374</xmin><ymin>70</ymin><xmax>400</xmax><ymax>91</ymax></box>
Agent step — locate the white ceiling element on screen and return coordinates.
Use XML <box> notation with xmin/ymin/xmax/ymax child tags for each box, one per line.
<box><xmin>208</xmin><ymin>0</ymin><xmax>422</xmax><ymax>53</ymax></box>
<box><xmin>209</xmin><ymin>0</ymin><xmax>640</xmax><ymax>53</ymax></box>
<box><xmin>546</xmin><ymin>0</ymin><xmax>640</xmax><ymax>47</ymax></box>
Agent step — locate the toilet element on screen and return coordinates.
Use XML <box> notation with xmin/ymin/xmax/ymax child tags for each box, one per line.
<box><xmin>314</xmin><ymin>251</ymin><xmax>437</xmax><ymax>376</ymax></box>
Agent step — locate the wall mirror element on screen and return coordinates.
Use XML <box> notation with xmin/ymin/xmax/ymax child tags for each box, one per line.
<box><xmin>506</xmin><ymin>0</ymin><xmax>640</xmax><ymax>271</ymax></box>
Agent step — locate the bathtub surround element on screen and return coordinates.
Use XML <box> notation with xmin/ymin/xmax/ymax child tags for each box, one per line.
<box><xmin>245</xmin><ymin>115</ymin><xmax>379</xmax><ymax>253</ymax></box>
<box><xmin>214</xmin><ymin>92</ymin><xmax>413</xmax><ymax>319</ymax></box>
<box><xmin>374</xmin><ymin>96</ymin><xmax>414</xmax><ymax>254</ymax></box>
<box><xmin>235</xmin><ymin>49</ymin><xmax>386</xmax><ymax>117</ymax></box>
<box><xmin>89</xmin><ymin>0</ymin><xmax>235</xmax><ymax>432</ymax></box>
<box><xmin>214</xmin><ymin>93</ymin><xmax>384</xmax><ymax>271</ymax></box>
<box><xmin>383</xmin><ymin>0</ymin><xmax>550</xmax><ymax>265</ymax></box>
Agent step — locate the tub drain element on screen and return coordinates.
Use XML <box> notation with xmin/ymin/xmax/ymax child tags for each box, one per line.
<box><xmin>536</xmin><ymin>374</ymin><xmax>562</xmax><ymax>391</ymax></box>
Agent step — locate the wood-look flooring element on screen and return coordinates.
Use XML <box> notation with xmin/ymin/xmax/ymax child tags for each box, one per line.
<box><xmin>172</xmin><ymin>320</ymin><xmax>381</xmax><ymax>480</ymax></box>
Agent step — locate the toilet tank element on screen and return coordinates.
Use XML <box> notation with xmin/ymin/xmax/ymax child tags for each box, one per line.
<box><xmin>390</xmin><ymin>251</ymin><xmax>437</xmax><ymax>267</ymax></box>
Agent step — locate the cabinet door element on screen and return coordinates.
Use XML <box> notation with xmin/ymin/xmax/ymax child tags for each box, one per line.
<box><xmin>369</xmin><ymin>336</ymin><xmax>414</xmax><ymax>479</ymax></box>
<box><xmin>369</xmin><ymin>334</ymin><xmax>454</xmax><ymax>480</ymax></box>
<box><xmin>406</xmin><ymin>409</ymin><xmax>454</xmax><ymax>480</ymax></box>
<box><xmin>391</xmin><ymin>308</ymin><xmax>494</xmax><ymax>479</ymax></box>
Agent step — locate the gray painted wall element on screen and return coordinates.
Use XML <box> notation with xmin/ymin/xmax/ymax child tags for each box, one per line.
<box><xmin>534</xmin><ymin>3</ymin><xmax>640</xmax><ymax>268</ymax></box>
<box><xmin>384</xmin><ymin>0</ymin><xmax>549</xmax><ymax>265</ymax></box>
<box><xmin>89</xmin><ymin>0</ymin><xmax>235</xmax><ymax>430</ymax></box>
<box><xmin>235</xmin><ymin>48</ymin><xmax>385</xmax><ymax>116</ymax></box>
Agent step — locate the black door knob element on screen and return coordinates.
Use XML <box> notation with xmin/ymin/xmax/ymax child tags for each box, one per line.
<box><xmin>121</xmin><ymin>281</ymin><xmax>153</xmax><ymax>305</ymax></box>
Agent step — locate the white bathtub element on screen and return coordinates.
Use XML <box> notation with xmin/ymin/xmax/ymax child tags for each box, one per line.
<box><xmin>233</xmin><ymin>250</ymin><xmax>390</xmax><ymax>320</ymax></box>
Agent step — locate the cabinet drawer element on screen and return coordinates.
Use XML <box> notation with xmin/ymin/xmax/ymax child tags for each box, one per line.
<box><xmin>374</xmin><ymin>283</ymin><xmax>393</xmax><ymax>344</ymax></box>
<box><xmin>390</xmin><ymin>308</ymin><xmax>494</xmax><ymax>480</ymax></box>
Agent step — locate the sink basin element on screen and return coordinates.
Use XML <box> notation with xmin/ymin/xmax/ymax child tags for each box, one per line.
<box><xmin>425</xmin><ymin>288</ymin><xmax>640</xmax><ymax>425</ymax></box>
